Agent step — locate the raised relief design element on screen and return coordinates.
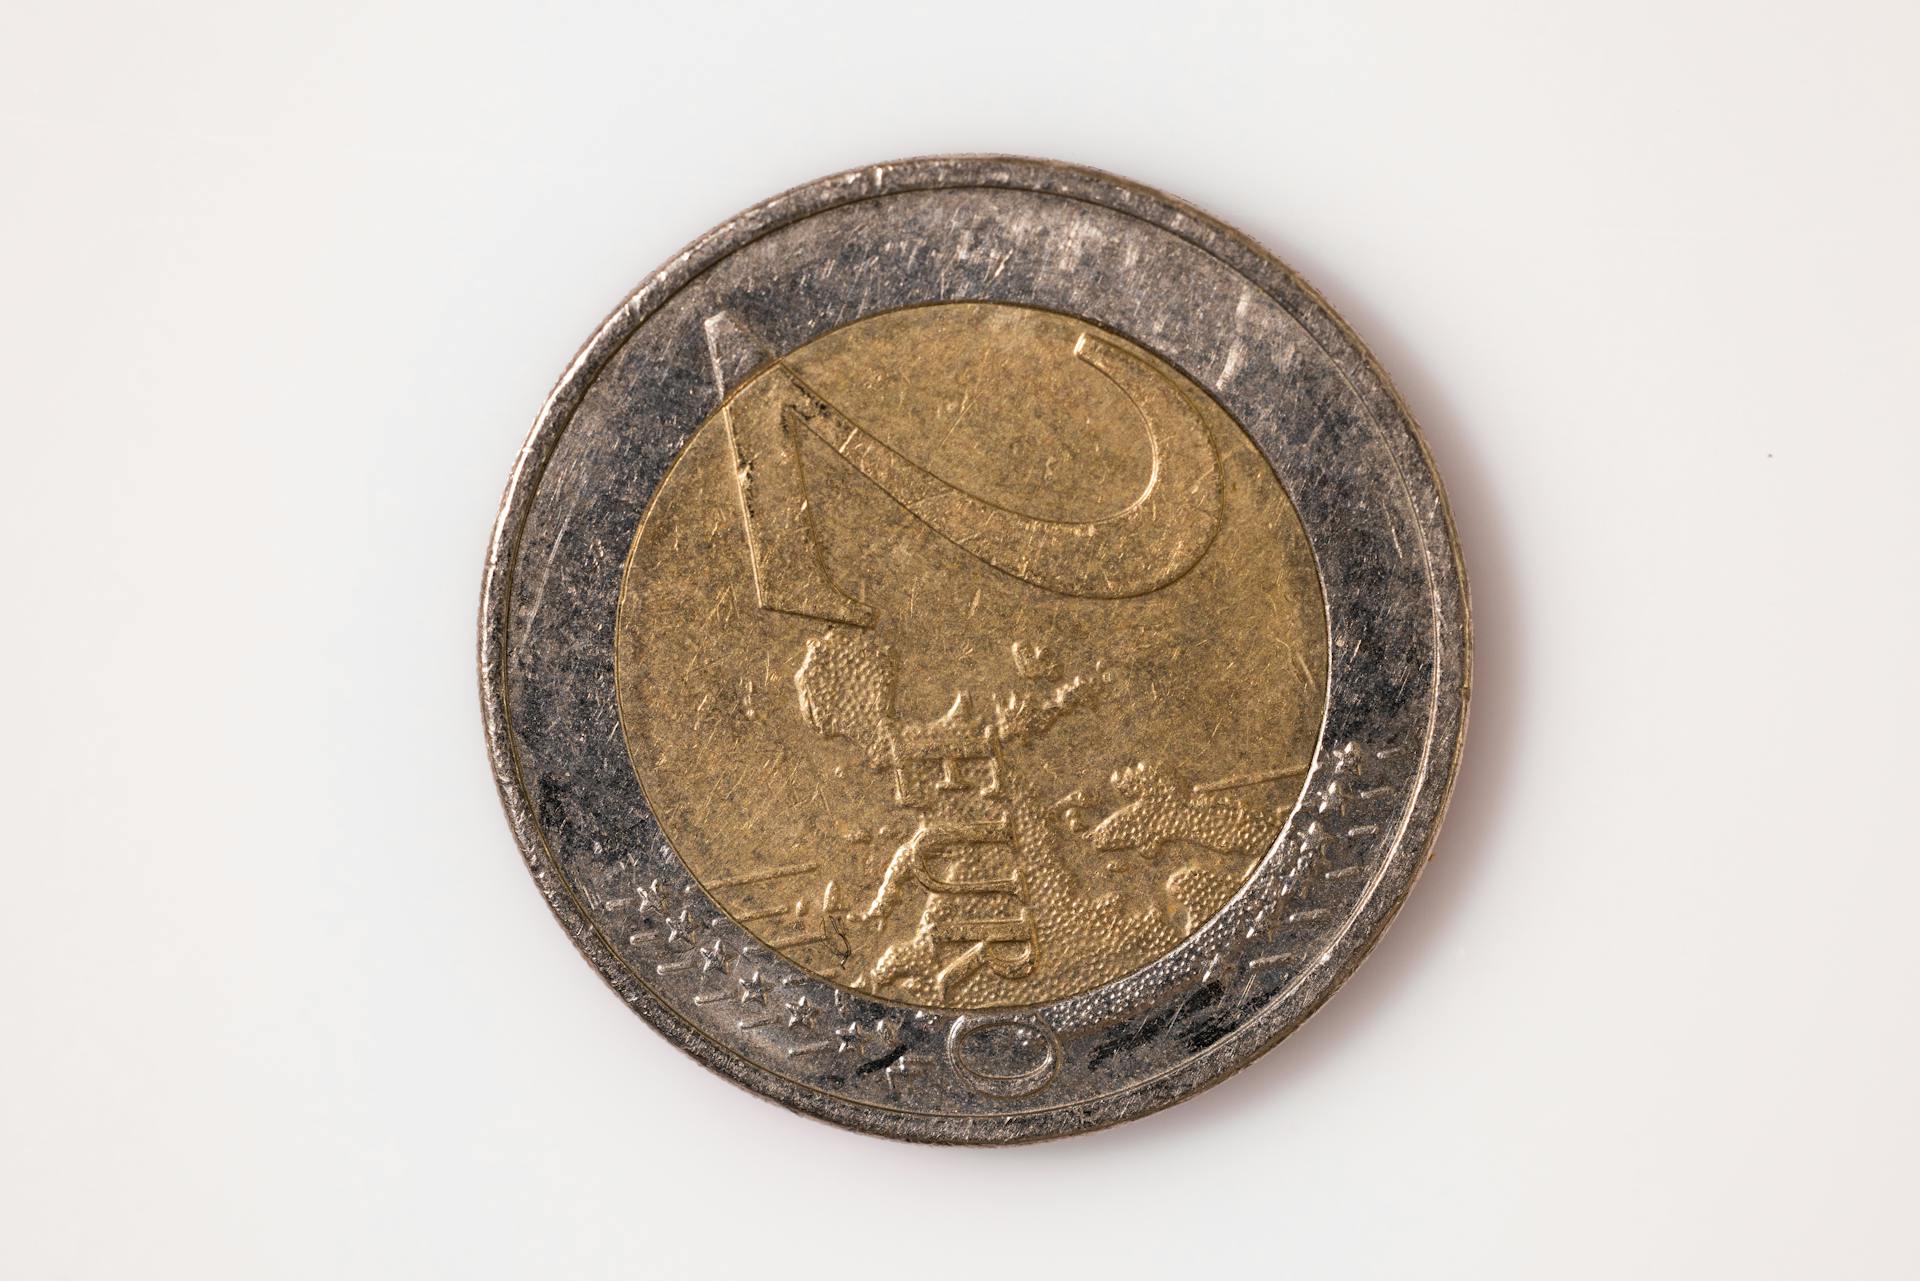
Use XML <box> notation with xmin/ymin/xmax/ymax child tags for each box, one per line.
<box><xmin>595</xmin><ymin>861</ymin><xmax>926</xmax><ymax>1081</ymax></box>
<box><xmin>705</xmin><ymin>310</ymin><xmax>1222</xmax><ymax>618</ymax></box>
<box><xmin>792</xmin><ymin>626</ymin><xmax>1093</xmax><ymax>1001</ymax></box>
<box><xmin>1085</xmin><ymin>741</ymin><xmax>1403</xmax><ymax>1068</ymax></box>
<box><xmin>615</xmin><ymin>302</ymin><xmax>1330</xmax><ymax>1012</ymax></box>
<box><xmin>588</xmin><ymin>737</ymin><xmax>1396</xmax><ymax>1104</ymax></box>
<box><xmin>1086</xmin><ymin>762</ymin><xmax>1286</xmax><ymax>859</ymax></box>
<box><xmin>945</xmin><ymin>1015</ymin><xmax>1060</xmax><ymax>1098</ymax></box>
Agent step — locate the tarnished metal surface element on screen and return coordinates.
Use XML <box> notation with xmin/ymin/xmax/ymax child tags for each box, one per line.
<box><xmin>617</xmin><ymin>301</ymin><xmax>1329</xmax><ymax>1008</ymax></box>
<box><xmin>480</xmin><ymin>157</ymin><xmax>1470</xmax><ymax>1142</ymax></box>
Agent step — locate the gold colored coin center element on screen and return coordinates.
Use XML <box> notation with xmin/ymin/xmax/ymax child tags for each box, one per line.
<box><xmin>615</xmin><ymin>303</ymin><xmax>1328</xmax><ymax>1009</ymax></box>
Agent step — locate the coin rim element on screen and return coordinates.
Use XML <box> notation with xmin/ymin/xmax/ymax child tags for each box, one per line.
<box><xmin>479</xmin><ymin>155</ymin><xmax>1471</xmax><ymax>1143</ymax></box>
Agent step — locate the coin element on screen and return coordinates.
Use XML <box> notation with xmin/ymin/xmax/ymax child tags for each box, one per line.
<box><xmin>481</xmin><ymin>157</ymin><xmax>1469</xmax><ymax>1142</ymax></box>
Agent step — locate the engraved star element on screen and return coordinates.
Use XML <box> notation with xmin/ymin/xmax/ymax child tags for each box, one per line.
<box><xmin>1297</xmin><ymin>820</ymin><xmax>1336</xmax><ymax>857</ymax></box>
<box><xmin>785</xmin><ymin>996</ymin><xmax>819</xmax><ymax>1031</ymax></box>
<box><xmin>1330</xmin><ymin>740</ymin><xmax>1364</xmax><ymax>776</ymax></box>
<box><xmin>698</xmin><ymin>937</ymin><xmax>731</xmax><ymax>974</ymax></box>
<box><xmin>1316</xmin><ymin>778</ymin><xmax>1355</xmax><ymax>822</ymax></box>
<box><xmin>1245</xmin><ymin>907</ymin><xmax>1270</xmax><ymax>941</ymax></box>
<box><xmin>737</xmin><ymin>970</ymin><xmax>767</xmax><ymax>1005</ymax></box>
<box><xmin>834</xmin><ymin>1021</ymin><xmax>868</xmax><ymax>1054</ymax></box>
<box><xmin>664</xmin><ymin>909</ymin><xmax>701</xmax><ymax>949</ymax></box>
<box><xmin>882</xmin><ymin>1053</ymin><xmax>921</xmax><ymax>1094</ymax></box>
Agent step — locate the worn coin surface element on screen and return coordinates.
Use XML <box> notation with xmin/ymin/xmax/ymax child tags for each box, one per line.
<box><xmin>481</xmin><ymin>157</ymin><xmax>1468</xmax><ymax>1142</ymax></box>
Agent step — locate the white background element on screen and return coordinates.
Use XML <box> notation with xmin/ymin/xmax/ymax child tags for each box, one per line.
<box><xmin>3</xmin><ymin>2</ymin><xmax>1915</xmax><ymax>1277</ymax></box>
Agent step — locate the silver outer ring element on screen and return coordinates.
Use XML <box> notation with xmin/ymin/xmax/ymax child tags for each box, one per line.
<box><xmin>480</xmin><ymin>156</ymin><xmax>1470</xmax><ymax>1143</ymax></box>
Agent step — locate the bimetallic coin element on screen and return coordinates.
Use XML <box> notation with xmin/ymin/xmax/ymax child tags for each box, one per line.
<box><xmin>481</xmin><ymin>157</ymin><xmax>1469</xmax><ymax>1142</ymax></box>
